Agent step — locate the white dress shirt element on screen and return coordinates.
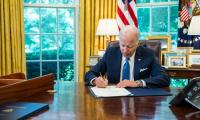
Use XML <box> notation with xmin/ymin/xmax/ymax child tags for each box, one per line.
<box><xmin>120</xmin><ymin>51</ymin><xmax>146</xmax><ymax>87</ymax></box>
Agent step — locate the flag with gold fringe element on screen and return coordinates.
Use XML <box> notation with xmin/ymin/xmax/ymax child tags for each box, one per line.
<box><xmin>178</xmin><ymin>0</ymin><xmax>200</xmax><ymax>49</ymax></box>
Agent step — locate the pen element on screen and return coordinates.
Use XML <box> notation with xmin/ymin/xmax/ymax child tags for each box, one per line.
<box><xmin>99</xmin><ymin>72</ymin><xmax>103</xmax><ymax>77</ymax></box>
<box><xmin>99</xmin><ymin>72</ymin><xmax>107</xmax><ymax>87</ymax></box>
<box><xmin>99</xmin><ymin>72</ymin><xmax>105</xmax><ymax>80</ymax></box>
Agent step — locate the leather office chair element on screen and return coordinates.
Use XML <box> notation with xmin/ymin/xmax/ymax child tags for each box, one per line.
<box><xmin>139</xmin><ymin>40</ymin><xmax>161</xmax><ymax>64</ymax></box>
<box><xmin>108</xmin><ymin>40</ymin><xmax>161</xmax><ymax>64</ymax></box>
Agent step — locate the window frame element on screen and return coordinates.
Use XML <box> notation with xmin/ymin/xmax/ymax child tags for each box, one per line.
<box><xmin>24</xmin><ymin>1</ymin><xmax>79</xmax><ymax>81</ymax></box>
<box><xmin>136</xmin><ymin>1</ymin><xmax>178</xmax><ymax>40</ymax></box>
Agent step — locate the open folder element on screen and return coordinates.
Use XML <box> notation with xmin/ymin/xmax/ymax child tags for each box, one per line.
<box><xmin>89</xmin><ymin>85</ymin><xmax>171</xmax><ymax>98</ymax></box>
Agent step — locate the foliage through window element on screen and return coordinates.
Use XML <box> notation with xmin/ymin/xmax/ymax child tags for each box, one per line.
<box><xmin>137</xmin><ymin>0</ymin><xmax>179</xmax><ymax>51</ymax></box>
<box><xmin>24</xmin><ymin>0</ymin><xmax>77</xmax><ymax>81</ymax></box>
<box><xmin>137</xmin><ymin>0</ymin><xmax>188</xmax><ymax>87</ymax></box>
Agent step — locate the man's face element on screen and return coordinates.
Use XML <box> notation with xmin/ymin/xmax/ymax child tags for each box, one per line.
<box><xmin>119</xmin><ymin>35</ymin><xmax>138</xmax><ymax>58</ymax></box>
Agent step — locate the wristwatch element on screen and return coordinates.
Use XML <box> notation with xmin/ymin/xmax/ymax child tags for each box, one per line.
<box><xmin>136</xmin><ymin>80</ymin><xmax>143</xmax><ymax>87</ymax></box>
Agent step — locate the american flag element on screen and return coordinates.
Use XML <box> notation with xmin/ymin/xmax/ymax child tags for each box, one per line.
<box><xmin>180</xmin><ymin>6</ymin><xmax>191</xmax><ymax>22</ymax></box>
<box><xmin>178</xmin><ymin>1</ymin><xmax>193</xmax><ymax>47</ymax></box>
<box><xmin>178</xmin><ymin>0</ymin><xmax>200</xmax><ymax>49</ymax></box>
<box><xmin>116</xmin><ymin>0</ymin><xmax>138</xmax><ymax>30</ymax></box>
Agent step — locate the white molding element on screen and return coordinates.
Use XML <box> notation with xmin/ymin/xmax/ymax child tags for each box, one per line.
<box><xmin>136</xmin><ymin>2</ymin><xmax>178</xmax><ymax>7</ymax></box>
<box><xmin>24</xmin><ymin>4</ymin><xmax>77</xmax><ymax>8</ymax></box>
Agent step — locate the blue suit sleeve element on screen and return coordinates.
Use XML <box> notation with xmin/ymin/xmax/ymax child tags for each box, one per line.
<box><xmin>85</xmin><ymin>51</ymin><xmax>107</xmax><ymax>86</ymax></box>
<box><xmin>143</xmin><ymin>53</ymin><xmax>170</xmax><ymax>88</ymax></box>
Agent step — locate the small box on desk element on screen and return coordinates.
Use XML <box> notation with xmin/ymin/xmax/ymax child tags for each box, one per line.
<box><xmin>0</xmin><ymin>73</ymin><xmax>54</xmax><ymax>104</ymax></box>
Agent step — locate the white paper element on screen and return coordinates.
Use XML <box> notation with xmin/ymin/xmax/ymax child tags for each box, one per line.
<box><xmin>90</xmin><ymin>85</ymin><xmax>132</xmax><ymax>97</ymax></box>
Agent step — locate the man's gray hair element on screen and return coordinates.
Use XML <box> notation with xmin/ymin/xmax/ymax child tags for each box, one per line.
<box><xmin>119</xmin><ymin>25</ymin><xmax>140</xmax><ymax>43</ymax></box>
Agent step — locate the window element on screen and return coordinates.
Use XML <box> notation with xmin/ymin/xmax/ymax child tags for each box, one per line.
<box><xmin>24</xmin><ymin>0</ymin><xmax>78</xmax><ymax>81</ymax></box>
<box><xmin>137</xmin><ymin>0</ymin><xmax>178</xmax><ymax>50</ymax></box>
<box><xmin>137</xmin><ymin>0</ymin><xmax>188</xmax><ymax>87</ymax></box>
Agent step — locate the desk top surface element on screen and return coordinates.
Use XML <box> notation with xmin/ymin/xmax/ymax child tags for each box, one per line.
<box><xmin>21</xmin><ymin>82</ymin><xmax>199</xmax><ymax>120</ymax></box>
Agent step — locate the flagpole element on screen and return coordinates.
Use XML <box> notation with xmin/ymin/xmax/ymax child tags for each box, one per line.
<box><xmin>196</xmin><ymin>0</ymin><xmax>200</xmax><ymax>6</ymax></box>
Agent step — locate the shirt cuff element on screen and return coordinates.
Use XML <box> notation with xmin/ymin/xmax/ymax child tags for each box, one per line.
<box><xmin>141</xmin><ymin>80</ymin><xmax>146</xmax><ymax>87</ymax></box>
<box><xmin>90</xmin><ymin>77</ymin><xmax>97</xmax><ymax>86</ymax></box>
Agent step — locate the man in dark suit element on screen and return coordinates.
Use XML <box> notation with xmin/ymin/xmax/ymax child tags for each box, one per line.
<box><xmin>85</xmin><ymin>25</ymin><xmax>170</xmax><ymax>88</ymax></box>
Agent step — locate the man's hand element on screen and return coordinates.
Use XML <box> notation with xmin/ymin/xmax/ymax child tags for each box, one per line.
<box><xmin>116</xmin><ymin>80</ymin><xmax>142</xmax><ymax>88</ymax></box>
<box><xmin>93</xmin><ymin>76</ymin><xmax>108</xmax><ymax>88</ymax></box>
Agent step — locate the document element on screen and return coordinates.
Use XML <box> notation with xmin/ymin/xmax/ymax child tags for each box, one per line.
<box><xmin>89</xmin><ymin>86</ymin><xmax>171</xmax><ymax>98</ymax></box>
<box><xmin>89</xmin><ymin>85</ymin><xmax>132</xmax><ymax>97</ymax></box>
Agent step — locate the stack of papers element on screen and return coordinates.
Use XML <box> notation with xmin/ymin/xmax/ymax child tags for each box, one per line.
<box><xmin>90</xmin><ymin>85</ymin><xmax>132</xmax><ymax>97</ymax></box>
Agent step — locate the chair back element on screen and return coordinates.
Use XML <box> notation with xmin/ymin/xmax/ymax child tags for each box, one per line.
<box><xmin>139</xmin><ymin>40</ymin><xmax>161</xmax><ymax>64</ymax></box>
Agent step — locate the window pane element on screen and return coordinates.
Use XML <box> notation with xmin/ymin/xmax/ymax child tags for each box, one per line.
<box><xmin>24</xmin><ymin>0</ymin><xmax>40</xmax><ymax>4</ymax></box>
<box><xmin>151</xmin><ymin>0</ymin><xmax>168</xmax><ymax>3</ymax></box>
<box><xmin>58</xmin><ymin>8</ymin><xmax>75</xmax><ymax>34</ymax></box>
<box><xmin>151</xmin><ymin>32</ymin><xmax>168</xmax><ymax>36</ymax></box>
<box><xmin>40</xmin><ymin>0</ymin><xmax>74</xmax><ymax>4</ymax></box>
<box><xmin>42</xmin><ymin>62</ymin><xmax>57</xmax><ymax>78</ymax></box>
<box><xmin>171</xmin><ymin>33</ymin><xmax>178</xmax><ymax>40</ymax></box>
<box><xmin>25</xmin><ymin>35</ymin><xmax>40</xmax><ymax>60</ymax></box>
<box><xmin>59</xmin><ymin>35</ymin><xmax>74</xmax><ymax>60</ymax></box>
<box><xmin>59</xmin><ymin>61</ymin><xmax>74</xmax><ymax>81</ymax></box>
<box><xmin>26</xmin><ymin>62</ymin><xmax>40</xmax><ymax>79</ymax></box>
<box><xmin>41</xmin><ymin>0</ymin><xmax>56</xmax><ymax>4</ymax></box>
<box><xmin>57</xmin><ymin>0</ymin><xmax>74</xmax><ymax>4</ymax></box>
<box><xmin>42</xmin><ymin>35</ymin><xmax>57</xmax><ymax>60</ymax></box>
<box><xmin>171</xmin><ymin>33</ymin><xmax>178</xmax><ymax>51</ymax></box>
<box><xmin>170</xmin><ymin>5</ymin><xmax>178</xmax><ymax>32</ymax></box>
<box><xmin>137</xmin><ymin>0</ymin><xmax>150</xmax><ymax>3</ymax></box>
<box><xmin>170</xmin><ymin>79</ymin><xmax>188</xmax><ymax>87</ymax></box>
<box><xmin>138</xmin><ymin>7</ymin><xmax>150</xmax><ymax>33</ymax></box>
<box><xmin>24</xmin><ymin>7</ymin><xmax>39</xmax><ymax>33</ymax></box>
<box><xmin>139</xmin><ymin>33</ymin><xmax>150</xmax><ymax>40</ymax></box>
<box><xmin>41</xmin><ymin>8</ymin><xmax>57</xmax><ymax>33</ymax></box>
<box><xmin>152</xmin><ymin>7</ymin><xmax>168</xmax><ymax>32</ymax></box>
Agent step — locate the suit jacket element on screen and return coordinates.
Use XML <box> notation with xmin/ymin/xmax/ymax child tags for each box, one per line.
<box><xmin>85</xmin><ymin>44</ymin><xmax>170</xmax><ymax>88</ymax></box>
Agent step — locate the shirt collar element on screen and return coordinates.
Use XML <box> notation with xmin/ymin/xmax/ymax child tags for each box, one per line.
<box><xmin>122</xmin><ymin>51</ymin><xmax>136</xmax><ymax>62</ymax></box>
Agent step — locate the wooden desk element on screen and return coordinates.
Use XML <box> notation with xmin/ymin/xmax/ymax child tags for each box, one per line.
<box><xmin>166</xmin><ymin>68</ymin><xmax>200</xmax><ymax>79</ymax></box>
<box><xmin>20</xmin><ymin>82</ymin><xmax>199</xmax><ymax>120</ymax></box>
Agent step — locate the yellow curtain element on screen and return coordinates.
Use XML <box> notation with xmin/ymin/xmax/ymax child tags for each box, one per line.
<box><xmin>0</xmin><ymin>0</ymin><xmax>26</xmax><ymax>76</ymax></box>
<box><xmin>79</xmin><ymin>0</ymin><xmax>117</xmax><ymax>82</ymax></box>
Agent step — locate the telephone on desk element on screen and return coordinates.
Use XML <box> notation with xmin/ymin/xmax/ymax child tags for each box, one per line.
<box><xmin>170</xmin><ymin>76</ymin><xmax>200</xmax><ymax>110</ymax></box>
